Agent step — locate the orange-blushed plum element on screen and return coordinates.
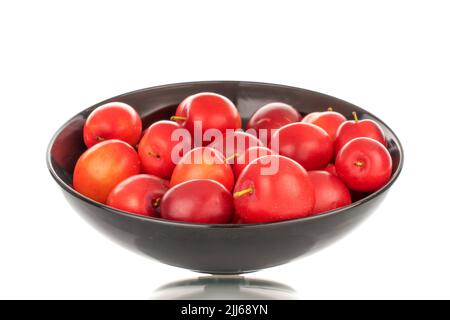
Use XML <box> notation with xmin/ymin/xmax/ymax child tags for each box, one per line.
<box><xmin>170</xmin><ymin>147</ymin><xmax>234</xmax><ymax>192</ymax></box>
<box><xmin>73</xmin><ymin>140</ymin><xmax>141</xmax><ymax>203</ymax></box>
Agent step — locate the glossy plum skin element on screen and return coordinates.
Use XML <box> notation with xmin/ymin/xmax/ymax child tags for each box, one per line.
<box><xmin>174</xmin><ymin>95</ymin><xmax>191</xmax><ymax>119</ymax></box>
<box><xmin>208</xmin><ymin>130</ymin><xmax>263</xmax><ymax>162</ymax></box>
<box><xmin>301</xmin><ymin>112</ymin><xmax>319</xmax><ymax>123</ymax></box>
<box><xmin>246</xmin><ymin>102</ymin><xmax>301</xmax><ymax>146</ymax></box>
<box><xmin>335</xmin><ymin>137</ymin><xmax>392</xmax><ymax>192</ymax></box>
<box><xmin>324</xmin><ymin>163</ymin><xmax>337</xmax><ymax>176</ymax></box>
<box><xmin>233</xmin><ymin>146</ymin><xmax>274</xmax><ymax>178</ymax></box>
<box><xmin>233</xmin><ymin>155</ymin><xmax>315</xmax><ymax>223</ymax></box>
<box><xmin>308</xmin><ymin>171</ymin><xmax>352</xmax><ymax>214</ymax></box>
<box><xmin>83</xmin><ymin>102</ymin><xmax>142</xmax><ymax>148</ymax></box>
<box><xmin>174</xmin><ymin>92</ymin><xmax>241</xmax><ymax>140</ymax></box>
<box><xmin>136</xmin><ymin>128</ymin><xmax>149</xmax><ymax>149</ymax></box>
<box><xmin>138</xmin><ymin>120</ymin><xmax>189</xmax><ymax>179</ymax></box>
<box><xmin>272</xmin><ymin>122</ymin><xmax>333</xmax><ymax>171</ymax></box>
<box><xmin>302</xmin><ymin>110</ymin><xmax>346</xmax><ymax>140</ymax></box>
<box><xmin>335</xmin><ymin>117</ymin><xmax>386</xmax><ymax>155</ymax></box>
<box><xmin>73</xmin><ymin>140</ymin><xmax>141</xmax><ymax>203</ymax></box>
<box><xmin>170</xmin><ymin>147</ymin><xmax>235</xmax><ymax>192</ymax></box>
<box><xmin>106</xmin><ymin>174</ymin><xmax>169</xmax><ymax>217</ymax></box>
<box><xmin>161</xmin><ymin>179</ymin><xmax>234</xmax><ymax>224</ymax></box>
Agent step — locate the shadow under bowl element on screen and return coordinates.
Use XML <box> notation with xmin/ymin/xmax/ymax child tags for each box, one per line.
<box><xmin>47</xmin><ymin>81</ymin><xmax>404</xmax><ymax>274</ymax></box>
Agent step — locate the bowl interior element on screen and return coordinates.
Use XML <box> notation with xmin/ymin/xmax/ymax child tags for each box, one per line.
<box><xmin>48</xmin><ymin>81</ymin><xmax>403</xmax><ymax>218</ymax></box>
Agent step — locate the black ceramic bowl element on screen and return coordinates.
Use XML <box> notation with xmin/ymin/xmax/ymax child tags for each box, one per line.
<box><xmin>47</xmin><ymin>81</ymin><xmax>403</xmax><ymax>274</ymax></box>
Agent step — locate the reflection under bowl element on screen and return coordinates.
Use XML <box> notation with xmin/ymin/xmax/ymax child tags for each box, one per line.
<box><xmin>151</xmin><ymin>276</ymin><xmax>297</xmax><ymax>300</ymax></box>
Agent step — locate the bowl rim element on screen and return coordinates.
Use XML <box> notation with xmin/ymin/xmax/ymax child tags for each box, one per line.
<box><xmin>46</xmin><ymin>80</ymin><xmax>404</xmax><ymax>229</ymax></box>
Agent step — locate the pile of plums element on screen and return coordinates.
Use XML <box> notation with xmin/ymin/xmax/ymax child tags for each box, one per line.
<box><xmin>73</xmin><ymin>92</ymin><xmax>392</xmax><ymax>224</ymax></box>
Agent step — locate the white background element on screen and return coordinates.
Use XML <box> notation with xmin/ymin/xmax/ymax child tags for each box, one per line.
<box><xmin>1</xmin><ymin>0</ymin><xmax>449</xmax><ymax>299</ymax></box>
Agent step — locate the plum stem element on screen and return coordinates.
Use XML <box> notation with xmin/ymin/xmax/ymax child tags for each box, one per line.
<box><xmin>170</xmin><ymin>116</ymin><xmax>187</xmax><ymax>122</ymax></box>
<box><xmin>352</xmin><ymin>111</ymin><xmax>359</xmax><ymax>123</ymax></box>
<box><xmin>148</xmin><ymin>150</ymin><xmax>161</xmax><ymax>158</ymax></box>
<box><xmin>152</xmin><ymin>197</ymin><xmax>161</xmax><ymax>208</ymax></box>
<box><xmin>96</xmin><ymin>136</ymin><xmax>105</xmax><ymax>141</ymax></box>
<box><xmin>327</xmin><ymin>107</ymin><xmax>333</xmax><ymax>111</ymax></box>
<box><xmin>233</xmin><ymin>187</ymin><xmax>254</xmax><ymax>198</ymax></box>
<box><xmin>354</xmin><ymin>160</ymin><xmax>365</xmax><ymax>167</ymax></box>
